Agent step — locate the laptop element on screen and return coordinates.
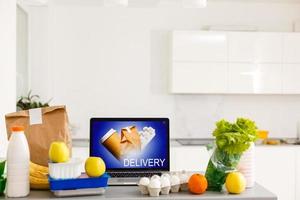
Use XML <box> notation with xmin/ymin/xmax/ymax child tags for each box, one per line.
<box><xmin>90</xmin><ymin>118</ymin><xmax>170</xmax><ymax>185</ymax></box>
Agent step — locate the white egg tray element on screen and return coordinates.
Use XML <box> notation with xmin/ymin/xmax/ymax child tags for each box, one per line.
<box><xmin>138</xmin><ymin>173</ymin><xmax>190</xmax><ymax>197</ymax></box>
<box><xmin>49</xmin><ymin>158</ymin><xmax>82</xmax><ymax>179</ymax></box>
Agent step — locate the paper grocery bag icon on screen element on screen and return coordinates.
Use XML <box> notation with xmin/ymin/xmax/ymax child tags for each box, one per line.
<box><xmin>100</xmin><ymin>126</ymin><xmax>142</xmax><ymax>160</ymax></box>
<box><xmin>120</xmin><ymin>126</ymin><xmax>141</xmax><ymax>156</ymax></box>
<box><xmin>100</xmin><ymin>129</ymin><xmax>122</xmax><ymax>160</ymax></box>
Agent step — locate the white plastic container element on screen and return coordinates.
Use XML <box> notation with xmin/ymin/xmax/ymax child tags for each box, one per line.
<box><xmin>49</xmin><ymin>158</ymin><xmax>82</xmax><ymax>179</ymax></box>
<box><xmin>6</xmin><ymin>126</ymin><xmax>30</xmax><ymax>198</ymax></box>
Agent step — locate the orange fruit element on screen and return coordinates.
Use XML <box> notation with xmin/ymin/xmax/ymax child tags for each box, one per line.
<box><xmin>188</xmin><ymin>173</ymin><xmax>208</xmax><ymax>194</ymax></box>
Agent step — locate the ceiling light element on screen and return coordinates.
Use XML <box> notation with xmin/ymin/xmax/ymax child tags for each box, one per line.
<box><xmin>182</xmin><ymin>0</ymin><xmax>207</xmax><ymax>8</ymax></box>
<box><xmin>17</xmin><ymin>0</ymin><xmax>48</xmax><ymax>6</ymax></box>
<box><xmin>104</xmin><ymin>0</ymin><xmax>128</xmax><ymax>7</ymax></box>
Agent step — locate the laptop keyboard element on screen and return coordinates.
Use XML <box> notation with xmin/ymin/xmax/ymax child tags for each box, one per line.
<box><xmin>108</xmin><ymin>172</ymin><xmax>162</xmax><ymax>178</ymax></box>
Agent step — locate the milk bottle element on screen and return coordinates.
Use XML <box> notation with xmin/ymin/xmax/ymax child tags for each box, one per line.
<box><xmin>6</xmin><ymin>126</ymin><xmax>30</xmax><ymax>197</ymax></box>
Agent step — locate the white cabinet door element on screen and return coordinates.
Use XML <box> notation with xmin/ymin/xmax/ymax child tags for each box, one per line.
<box><xmin>172</xmin><ymin>31</ymin><xmax>227</xmax><ymax>62</ymax></box>
<box><xmin>228</xmin><ymin>32</ymin><xmax>282</xmax><ymax>63</ymax></box>
<box><xmin>296</xmin><ymin>148</ymin><xmax>300</xmax><ymax>200</ymax></box>
<box><xmin>228</xmin><ymin>63</ymin><xmax>282</xmax><ymax>94</ymax></box>
<box><xmin>283</xmin><ymin>33</ymin><xmax>300</xmax><ymax>63</ymax></box>
<box><xmin>254</xmin><ymin>33</ymin><xmax>282</xmax><ymax>63</ymax></box>
<box><xmin>171</xmin><ymin>62</ymin><xmax>228</xmax><ymax>93</ymax></box>
<box><xmin>170</xmin><ymin>146</ymin><xmax>210</xmax><ymax>172</ymax></box>
<box><xmin>255</xmin><ymin>147</ymin><xmax>296</xmax><ymax>200</ymax></box>
<box><xmin>282</xmin><ymin>64</ymin><xmax>300</xmax><ymax>94</ymax></box>
<box><xmin>228</xmin><ymin>32</ymin><xmax>256</xmax><ymax>62</ymax></box>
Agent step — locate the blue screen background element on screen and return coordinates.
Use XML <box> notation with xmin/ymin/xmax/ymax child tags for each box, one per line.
<box><xmin>90</xmin><ymin>120</ymin><xmax>169</xmax><ymax>170</ymax></box>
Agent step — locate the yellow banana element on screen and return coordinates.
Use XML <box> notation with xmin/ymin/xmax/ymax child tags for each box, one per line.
<box><xmin>30</xmin><ymin>175</ymin><xmax>49</xmax><ymax>190</ymax></box>
<box><xmin>30</xmin><ymin>161</ymin><xmax>48</xmax><ymax>174</ymax></box>
<box><xmin>30</xmin><ymin>175</ymin><xmax>49</xmax><ymax>184</ymax></box>
<box><xmin>29</xmin><ymin>162</ymin><xmax>50</xmax><ymax>190</ymax></box>
<box><xmin>29</xmin><ymin>167</ymin><xmax>48</xmax><ymax>179</ymax></box>
<box><xmin>30</xmin><ymin>182</ymin><xmax>49</xmax><ymax>190</ymax></box>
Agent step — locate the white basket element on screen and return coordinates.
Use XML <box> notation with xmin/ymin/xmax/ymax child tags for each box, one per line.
<box><xmin>49</xmin><ymin>158</ymin><xmax>83</xmax><ymax>179</ymax></box>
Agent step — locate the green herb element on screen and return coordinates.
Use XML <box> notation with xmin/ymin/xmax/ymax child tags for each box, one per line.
<box><xmin>16</xmin><ymin>90</ymin><xmax>51</xmax><ymax>111</ymax></box>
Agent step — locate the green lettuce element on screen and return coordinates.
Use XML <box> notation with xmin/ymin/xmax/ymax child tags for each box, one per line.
<box><xmin>213</xmin><ymin>118</ymin><xmax>258</xmax><ymax>155</ymax></box>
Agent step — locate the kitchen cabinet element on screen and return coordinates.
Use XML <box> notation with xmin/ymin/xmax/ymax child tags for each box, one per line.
<box><xmin>296</xmin><ymin>148</ymin><xmax>300</xmax><ymax>200</ymax></box>
<box><xmin>171</xmin><ymin>31</ymin><xmax>300</xmax><ymax>94</ymax></box>
<box><xmin>170</xmin><ymin>146</ymin><xmax>210</xmax><ymax>172</ymax></box>
<box><xmin>282</xmin><ymin>64</ymin><xmax>300</xmax><ymax>94</ymax></box>
<box><xmin>171</xmin><ymin>62</ymin><xmax>228</xmax><ymax>93</ymax></box>
<box><xmin>228</xmin><ymin>32</ymin><xmax>282</xmax><ymax>63</ymax></box>
<box><xmin>228</xmin><ymin>63</ymin><xmax>282</xmax><ymax>94</ymax></box>
<box><xmin>170</xmin><ymin>145</ymin><xmax>300</xmax><ymax>200</ymax></box>
<box><xmin>172</xmin><ymin>31</ymin><xmax>227</xmax><ymax>62</ymax></box>
<box><xmin>283</xmin><ymin>33</ymin><xmax>300</xmax><ymax>63</ymax></box>
<box><xmin>255</xmin><ymin>146</ymin><xmax>296</xmax><ymax>200</ymax></box>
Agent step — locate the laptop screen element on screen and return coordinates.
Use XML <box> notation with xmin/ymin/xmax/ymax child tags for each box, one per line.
<box><xmin>90</xmin><ymin>118</ymin><xmax>169</xmax><ymax>171</ymax></box>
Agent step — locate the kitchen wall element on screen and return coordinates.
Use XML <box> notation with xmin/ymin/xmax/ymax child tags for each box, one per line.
<box><xmin>17</xmin><ymin>6</ymin><xmax>29</xmax><ymax>99</ymax></box>
<box><xmin>27</xmin><ymin>0</ymin><xmax>300</xmax><ymax>139</ymax></box>
<box><xmin>0</xmin><ymin>0</ymin><xmax>16</xmax><ymax>157</ymax></box>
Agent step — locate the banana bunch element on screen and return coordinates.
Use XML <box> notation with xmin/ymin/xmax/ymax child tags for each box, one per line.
<box><xmin>29</xmin><ymin>161</ymin><xmax>49</xmax><ymax>190</ymax></box>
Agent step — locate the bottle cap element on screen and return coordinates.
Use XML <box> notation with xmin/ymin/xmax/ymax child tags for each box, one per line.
<box><xmin>11</xmin><ymin>126</ymin><xmax>25</xmax><ymax>132</ymax></box>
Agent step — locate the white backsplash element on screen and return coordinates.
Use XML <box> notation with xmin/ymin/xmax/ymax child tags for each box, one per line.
<box><xmin>172</xmin><ymin>95</ymin><xmax>300</xmax><ymax>138</ymax></box>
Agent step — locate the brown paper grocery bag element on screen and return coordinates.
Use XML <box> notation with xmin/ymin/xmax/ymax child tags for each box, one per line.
<box><xmin>5</xmin><ymin>105</ymin><xmax>72</xmax><ymax>167</ymax></box>
<box><xmin>120</xmin><ymin>126</ymin><xmax>141</xmax><ymax>156</ymax></box>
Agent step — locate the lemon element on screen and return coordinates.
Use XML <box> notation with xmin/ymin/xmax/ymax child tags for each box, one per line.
<box><xmin>85</xmin><ymin>157</ymin><xmax>106</xmax><ymax>177</ymax></box>
<box><xmin>49</xmin><ymin>142</ymin><xmax>70</xmax><ymax>163</ymax></box>
<box><xmin>225</xmin><ymin>172</ymin><xmax>246</xmax><ymax>194</ymax></box>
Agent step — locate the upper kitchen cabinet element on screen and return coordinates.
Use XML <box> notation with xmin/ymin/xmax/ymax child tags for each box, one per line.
<box><xmin>282</xmin><ymin>64</ymin><xmax>300</xmax><ymax>94</ymax></box>
<box><xmin>228</xmin><ymin>63</ymin><xmax>282</xmax><ymax>94</ymax></box>
<box><xmin>172</xmin><ymin>31</ymin><xmax>227</xmax><ymax>62</ymax></box>
<box><xmin>171</xmin><ymin>62</ymin><xmax>228</xmax><ymax>93</ymax></box>
<box><xmin>282</xmin><ymin>33</ymin><xmax>300</xmax><ymax>94</ymax></box>
<box><xmin>171</xmin><ymin>31</ymin><xmax>300</xmax><ymax>94</ymax></box>
<box><xmin>228</xmin><ymin>32</ymin><xmax>282</xmax><ymax>63</ymax></box>
<box><xmin>283</xmin><ymin>33</ymin><xmax>300</xmax><ymax>63</ymax></box>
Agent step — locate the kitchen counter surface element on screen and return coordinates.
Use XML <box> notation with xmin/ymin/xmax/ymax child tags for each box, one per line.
<box><xmin>72</xmin><ymin>138</ymin><xmax>300</xmax><ymax>148</ymax></box>
<box><xmin>0</xmin><ymin>183</ymin><xmax>277</xmax><ymax>200</ymax></box>
<box><xmin>171</xmin><ymin>138</ymin><xmax>300</xmax><ymax>147</ymax></box>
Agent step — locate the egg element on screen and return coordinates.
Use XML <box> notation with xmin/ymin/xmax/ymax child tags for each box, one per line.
<box><xmin>160</xmin><ymin>177</ymin><xmax>171</xmax><ymax>188</ymax></box>
<box><xmin>161</xmin><ymin>173</ymin><xmax>170</xmax><ymax>181</ymax></box>
<box><xmin>139</xmin><ymin>177</ymin><xmax>150</xmax><ymax>186</ymax></box>
<box><xmin>148</xmin><ymin>178</ymin><xmax>161</xmax><ymax>189</ymax></box>
<box><xmin>170</xmin><ymin>175</ymin><xmax>180</xmax><ymax>186</ymax></box>
<box><xmin>179</xmin><ymin>172</ymin><xmax>189</xmax><ymax>184</ymax></box>
<box><xmin>151</xmin><ymin>175</ymin><xmax>160</xmax><ymax>181</ymax></box>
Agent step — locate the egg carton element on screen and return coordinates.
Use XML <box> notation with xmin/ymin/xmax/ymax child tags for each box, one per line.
<box><xmin>138</xmin><ymin>172</ymin><xmax>191</xmax><ymax>197</ymax></box>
